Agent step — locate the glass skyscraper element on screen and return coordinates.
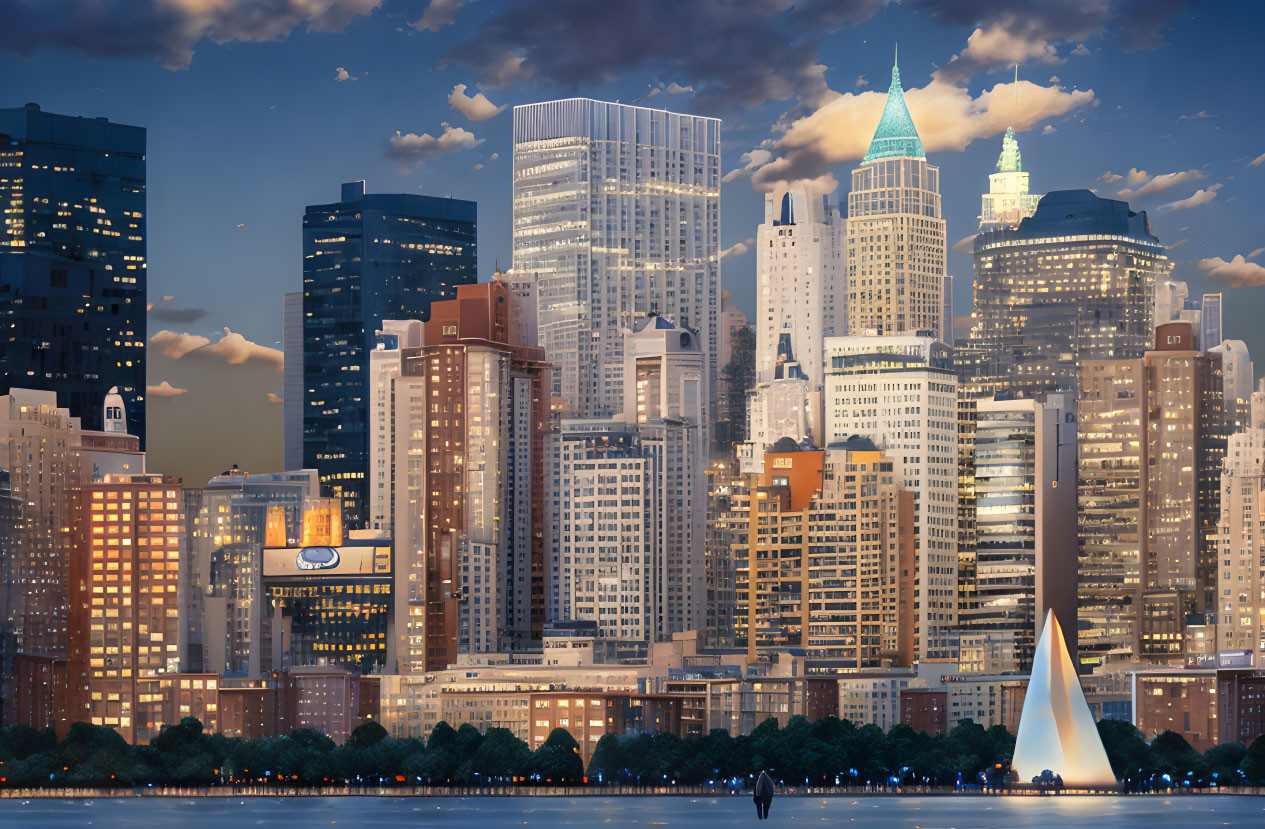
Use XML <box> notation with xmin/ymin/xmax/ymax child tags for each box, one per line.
<box><xmin>967</xmin><ymin>189</ymin><xmax>1170</xmax><ymax>398</ymax></box>
<box><xmin>302</xmin><ymin>181</ymin><xmax>476</xmax><ymax>528</ymax></box>
<box><xmin>512</xmin><ymin>99</ymin><xmax>720</xmax><ymax>421</ymax></box>
<box><xmin>0</xmin><ymin>103</ymin><xmax>147</xmax><ymax>439</ymax></box>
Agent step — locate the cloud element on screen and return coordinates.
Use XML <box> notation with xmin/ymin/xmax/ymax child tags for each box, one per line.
<box><xmin>1118</xmin><ymin>169</ymin><xmax>1204</xmax><ymax>199</ymax></box>
<box><xmin>952</xmin><ymin>234</ymin><xmax>977</xmax><ymax>252</ymax></box>
<box><xmin>1165</xmin><ymin>238</ymin><xmax>1189</xmax><ymax>250</ymax></box>
<box><xmin>720</xmin><ymin>242</ymin><xmax>749</xmax><ymax>259</ymax></box>
<box><xmin>266</xmin><ymin>393</ymin><xmax>284</xmax><ymax>405</ymax></box>
<box><xmin>150</xmin><ymin>328</ymin><xmax>283</xmax><ymax>370</ymax></box>
<box><xmin>855</xmin><ymin>75</ymin><xmax>869</xmax><ymax>89</ymax></box>
<box><xmin>147</xmin><ymin>381</ymin><xmax>188</xmax><ymax>398</ymax></box>
<box><xmin>1248</xmin><ymin>152</ymin><xmax>1265</xmax><ymax>168</ymax></box>
<box><xmin>1248</xmin><ymin>247</ymin><xmax>1265</xmax><ymax>261</ymax></box>
<box><xmin>335</xmin><ymin>66</ymin><xmax>358</xmax><ymax>82</ymax></box>
<box><xmin>722</xmin><ymin>149</ymin><xmax>773</xmax><ymax>183</ymax></box>
<box><xmin>1048</xmin><ymin>75</ymin><xmax>1060</xmax><ymax>84</ymax></box>
<box><xmin>150</xmin><ymin>330</ymin><xmax>211</xmax><ymax>360</ymax></box>
<box><xmin>1198</xmin><ymin>255</ymin><xmax>1265</xmax><ymax>287</ymax></box>
<box><xmin>1160</xmin><ymin>183</ymin><xmax>1222</xmax><ymax>211</ymax></box>
<box><xmin>437</xmin><ymin>0</ymin><xmax>885</xmax><ymax>112</ymax></box>
<box><xmin>385</xmin><ymin>123</ymin><xmax>483</xmax><ymax>165</ymax></box>
<box><xmin>1070</xmin><ymin>43</ymin><xmax>1091</xmax><ymax>57</ymax></box>
<box><xmin>666</xmin><ymin>82</ymin><xmax>694</xmax><ymax>94</ymax></box>
<box><xmin>489</xmin><ymin>152</ymin><xmax>499</xmax><ymax>160</ymax></box>
<box><xmin>470</xmin><ymin>163</ymin><xmax>484</xmax><ymax>171</ymax></box>
<box><xmin>0</xmin><ymin>0</ymin><xmax>381</xmax><ymax>70</ymax></box>
<box><xmin>1098</xmin><ymin>171</ymin><xmax>1125</xmax><ymax>184</ymax></box>
<box><xmin>1042</xmin><ymin>125</ymin><xmax>1057</xmax><ymax>134</ymax></box>
<box><xmin>447</xmin><ymin>83</ymin><xmax>506</xmax><ymax>121</ymax></box>
<box><xmin>148</xmin><ymin>297</ymin><xmax>208</xmax><ymax>324</ymax></box>
<box><xmin>412</xmin><ymin>0</ymin><xmax>464</xmax><ymax>32</ymax></box>
<box><xmin>934</xmin><ymin>21</ymin><xmax>1061</xmax><ymax>84</ymax></box>
<box><xmin>1178</xmin><ymin>110</ymin><xmax>1213</xmax><ymax>120</ymax></box>
<box><xmin>750</xmin><ymin>78</ymin><xmax>1093</xmax><ymax>191</ymax></box>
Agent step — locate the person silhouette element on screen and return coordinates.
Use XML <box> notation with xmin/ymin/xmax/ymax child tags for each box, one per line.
<box><xmin>754</xmin><ymin>770</ymin><xmax>775</xmax><ymax>820</ymax></box>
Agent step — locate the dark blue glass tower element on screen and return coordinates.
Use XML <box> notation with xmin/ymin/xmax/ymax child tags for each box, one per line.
<box><xmin>0</xmin><ymin>103</ymin><xmax>147</xmax><ymax>440</ymax></box>
<box><xmin>302</xmin><ymin>181</ymin><xmax>476</xmax><ymax>528</ymax></box>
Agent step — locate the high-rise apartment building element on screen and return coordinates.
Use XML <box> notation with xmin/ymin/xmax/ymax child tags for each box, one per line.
<box><xmin>730</xmin><ymin>437</ymin><xmax>913</xmax><ymax>666</ymax></box>
<box><xmin>978</xmin><ymin>127</ymin><xmax>1041</xmax><ymax>232</ymax></box>
<box><xmin>69</xmin><ymin>474</ymin><xmax>184</xmax><ymax>743</ymax></box>
<box><xmin>302</xmin><ymin>181</ymin><xmax>476</xmax><ymax>529</ymax></box>
<box><xmin>1217</xmin><ymin>429</ymin><xmax>1265</xmax><ymax>664</ymax></box>
<box><xmin>512</xmin><ymin>99</ymin><xmax>720</xmax><ymax>421</ymax></box>
<box><xmin>0</xmin><ymin>103</ymin><xmax>147</xmax><ymax>439</ymax></box>
<box><xmin>846</xmin><ymin>60</ymin><xmax>946</xmax><ymax>338</ymax></box>
<box><xmin>823</xmin><ymin>333</ymin><xmax>958</xmax><ymax>659</ymax></box>
<box><xmin>549</xmin><ymin>316</ymin><xmax>706</xmax><ymax>642</ymax></box>
<box><xmin>1153</xmin><ymin>275</ymin><xmax>1202</xmax><ymax>339</ymax></box>
<box><xmin>1078</xmin><ymin>323</ymin><xmax>1225</xmax><ymax>680</ymax></box>
<box><xmin>370</xmin><ymin>282</ymin><xmax>550</xmax><ymax>670</ymax></box>
<box><xmin>963</xmin><ymin>395</ymin><xmax>1077</xmax><ymax>672</ymax></box>
<box><xmin>968</xmin><ymin>189</ymin><xmax>1168</xmax><ymax>398</ymax></box>
<box><xmin>183</xmin><ymin>468</ymin><xmax>317</xmax><ymax>676</ymax></box>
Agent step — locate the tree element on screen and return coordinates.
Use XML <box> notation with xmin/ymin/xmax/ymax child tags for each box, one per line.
<box><xmin>472</xmin><ymin>727</ymin><xmax>531</xmax><ymax>781</ymax></box>
<box><xmin>347</xmin><ymin>721</ymin><xmax>388</xmax><ymax>749</ymax></box>
<box><xmin>530</xmin><ymin>728</ymin><xmax>583</xmax><ymax>782</ymax></box>
<box><xmin>1097</xmin><ymin>719</ymin><xmax>1153</xmax><ymax>782</ymax></box>
<box><xmin>586</xmin><ymin>733</ymin><xmax>625</xmax><ymax>783</ymax></box>
<box><xmin>1240</xmin><ymin>735</ymin><xmax>1265</xmax><ymax>784</ymax></box>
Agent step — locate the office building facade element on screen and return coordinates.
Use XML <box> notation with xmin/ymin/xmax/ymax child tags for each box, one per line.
<box><xmin>302</xmin><ymin>181</ymin><xmax>476</xmax><ymax>528</ymax></box>
<box><xmin>968</xmin><ymin>189</ymin><xmax>1169</xmax><ymax>398</ymax></box>
<box><xmin>512</xmin><ymin>99</ymin><xmax>720</xmax><ymax>422</ymax></box>
<box><xmin>0</xmin><ymin>103</ymin><xmax>147</xmax><ymax>439</ymax></box>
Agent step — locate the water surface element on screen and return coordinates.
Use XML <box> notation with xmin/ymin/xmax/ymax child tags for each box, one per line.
<box><xmin>2</xmin><ymin>794</ymin><xmax>1262</xmax><ymax>827</ymax></box>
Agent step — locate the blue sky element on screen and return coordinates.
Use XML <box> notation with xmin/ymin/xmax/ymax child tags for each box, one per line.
<box><xmin>3</xmin><ymin>0</ymin><xmax>1262</xmax><ymax>483</ymax></box>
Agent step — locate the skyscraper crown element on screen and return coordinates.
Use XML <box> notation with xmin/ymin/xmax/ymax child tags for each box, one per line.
<box><xmin>996</xmin><ymin>127</ymin><xmax>1022</xmax><ymax>173</ymax></box>
<box><xmin>862</xmin><ymin>55</ymin><xmax>925</xmax><ymax>163</ymax></box>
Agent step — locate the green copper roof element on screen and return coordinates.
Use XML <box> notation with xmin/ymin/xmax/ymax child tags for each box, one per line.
<box><xmin>862</xmin><ymin>61</ymin><xmax>924</xmax><ymax>163</ymax></box>
<box><xmin>996</xmin><ymin>127</ymin><xmax>1022</xmax><ymax>173</ymax></box>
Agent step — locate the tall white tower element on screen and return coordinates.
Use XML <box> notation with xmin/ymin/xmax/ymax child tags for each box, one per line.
<box><xmin>978</xmin><ymin>127</ymin><xmax>1040</xmax><ymax>232</ymax></box>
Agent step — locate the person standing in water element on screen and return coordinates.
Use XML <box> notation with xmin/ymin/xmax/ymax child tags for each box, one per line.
<box><xmin>754</xmin><ymin>770</ymin><xmax>775</xmax><ymax>819</ymax></box>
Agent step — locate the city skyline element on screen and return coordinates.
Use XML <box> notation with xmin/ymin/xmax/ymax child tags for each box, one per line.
<box><xmin>4</xmin><ymin>1</ymin><xmax>1262</xmax><ymax>483</ymax></box>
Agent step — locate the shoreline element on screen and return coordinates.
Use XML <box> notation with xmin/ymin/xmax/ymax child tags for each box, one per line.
<box><xmin>3</xmin><ymin>786</ymin><xmax>1262</xmax><ymax>799</ymax></box>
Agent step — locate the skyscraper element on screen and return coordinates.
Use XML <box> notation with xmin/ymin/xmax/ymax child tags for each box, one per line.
<box><xmin>1217</xmin><ymin>428</ymin><xmax>1265</xmax><ymax>664</ymax></box>
<box><xmin>0</xmin><ymin>103</ymin><xmax>147</xmax><ymax>440</ymax></box>
<box><xmin>370</xmin><ymin>282</ymin><xmax>550</xmax><ymax>670</ymax></box>
<box><xmin>846</xmin><ymin>59</ymin><xmax>946</xmax><ymax>338</ymax></box>
<box><xmin>1202</xmin><ymin>292</ymin><xmax>1223</xmax><ymax>351</ymax></box>
<box><xmin>1078</xmin><ymin>323</ymin><xmax>1225</xmax><ymax>682</ymax></box>
<box><xmin>512</xmin><ymin>99</ymin><xmax>720</xmax><ymax>422</ymax></box>
<box><xmin>823</xmin><ymin>333</ymin><xmax>958</xmax><ymax>659</ymax></box>
<box><xmin>963</xmin><ymin>395</ymin><xmax>1077</xmax><ymax>673</ymax></box>
<box><xmin>302</xmin><ymin>181</ymin><xmax>476</xmax><ymax>528</ymax></box>
<box><xmin>967</xmin><ymin>190</ymin><xmax>1169</xmax><ymax>398</ymax></box>
<box><xmin>69</xmin><ymin>473</ymin><xmax>184</xmax><ymax>743</ymax></box>
<box><xmin>1210</xmin><ymin>339</ymin><xmax>1253</xmax><ymax>431</ymax></box>
<box><xmin>755</xmin><ymin>187</ymin><xmax>845</xmax><ymax>387</ymax></box>
<box><xmin>282</xmin><ymin>292</ymin><xmax>304</xmax><ymax>472</ymax></box>
<box><xmin>978</xmin><ymin>127</ymin><xmax>1041</xmax><ymax>232</ymax></box>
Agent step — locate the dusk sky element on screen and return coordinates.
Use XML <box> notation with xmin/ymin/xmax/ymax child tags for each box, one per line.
<box><xmin>4</xmin><ymin>0</ymin><xmax>1262</xmax><ymax>484</ymax></box>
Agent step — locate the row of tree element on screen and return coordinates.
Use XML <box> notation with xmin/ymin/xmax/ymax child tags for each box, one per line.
<box><xmin>1</xmin><ymin>715</ymin><xmax>1263</xmax><ymax>790</ymax></box>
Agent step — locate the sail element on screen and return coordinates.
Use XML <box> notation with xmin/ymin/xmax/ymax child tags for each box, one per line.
<box><xmin>1011</xmin><ymin>609</ymin><xmax>1116</xmax><ymax>787</ymax></box>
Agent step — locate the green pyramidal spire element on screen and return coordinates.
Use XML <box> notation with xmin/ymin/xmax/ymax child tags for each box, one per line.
<box><xmin>862</xmin><ymin>54</ymin><xmax>925</xmax><ymax>163</ymax></box>
<box><xmin>996</xmin><ymin>126</ymin><xmax>1022</xmax><ymax>173</ymax></box>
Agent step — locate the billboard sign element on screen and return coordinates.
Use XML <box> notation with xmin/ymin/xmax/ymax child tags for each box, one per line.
<box><xmin>263</xmin><ymin>545</ymin><xmax>391</xmax><ymax>577</ymax></box>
